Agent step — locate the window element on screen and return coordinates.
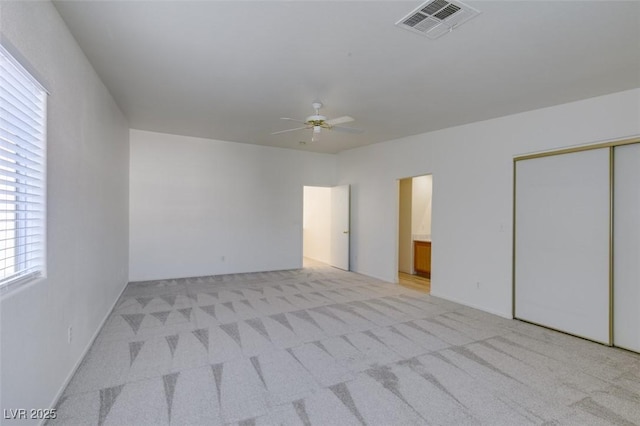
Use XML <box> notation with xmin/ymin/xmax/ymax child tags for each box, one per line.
<box><xmin>0</xmin><ymin>45</ymin><xmax>47</xmax><ymax>289</ymax></box>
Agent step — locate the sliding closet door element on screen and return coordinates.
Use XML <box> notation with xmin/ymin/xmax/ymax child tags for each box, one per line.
<box><xmin>613</xmin><ymin>143</ymin><xmax>640</xmax><ymax>352</ymax></box>
<box><xmin>515</xmin><ymin>148</ymin><xmax>610</xmax><ymax>344</ymax></box>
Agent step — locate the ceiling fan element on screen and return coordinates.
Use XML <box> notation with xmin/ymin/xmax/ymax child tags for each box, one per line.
<box><xmin>272</xmin><ymin>101</ymin><xmax>363</xmax><ymax>142</ymax></box>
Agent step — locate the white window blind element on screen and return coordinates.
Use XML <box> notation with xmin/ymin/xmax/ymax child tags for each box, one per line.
<box><xmin>0</xmin><ymin>45</ymin><xmax>47</xmax><ymax>288</ymax></box>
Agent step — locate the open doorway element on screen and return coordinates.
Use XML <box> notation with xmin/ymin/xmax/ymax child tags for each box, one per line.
<box><xmin>303</xmin><ymin>186</ymin><xmax>331</xmax><ymax>265</ymax></box>
<box><xmin>397</xmin><ymin>175</ymin><xmax>432</xmax><ymax>292</ymax></box>
<box><xmin>303</xmin><ymin>185</ymin><xmax>350</xmax><ymax>270</ymax></box>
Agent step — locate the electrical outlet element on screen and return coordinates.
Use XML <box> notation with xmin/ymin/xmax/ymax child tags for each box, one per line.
<box><xmin>68</xmin><ymin>326</ymin><xmax>72</xmax><ymax>343</ymax></box>
<box><xmin>220</xmin><ymin>256</ymin><xmax>225</xmax><ymax>262</ymax></box>
<box><xmin>476</xmin><ymin>282</ymin><xmax>480</xmax><ymax>289</ymax></box>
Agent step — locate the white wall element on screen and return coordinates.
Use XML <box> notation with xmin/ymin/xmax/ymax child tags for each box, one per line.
<box><xmin>0</xmin><ymin>1</ymin><xmax>130</xmax><ymax>422</ymax></box>
<box><xmin>129</xmin><ymin>130</ymin><xmax>337</xmax><ymax>281</ymax></box>
<box><xmin>411</xmin><ymin>175</ymin><xmax>432</xmax><ymax>240</ymax></box>
<box><xmin>338</xmin><ymin>89</ymin><xmax>640</xmax><ymax>318</ymax></box>
<box><xmin>303</xmin><ymin>186</ymin><xmax>331</xmax><ymax>264</ymax></box>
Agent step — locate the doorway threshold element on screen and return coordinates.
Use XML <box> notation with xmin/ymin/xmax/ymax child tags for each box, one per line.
<box><xmin>398</xmin><ymin>272</ymin><xmax>430</xmax><ymax>293</ymax></box>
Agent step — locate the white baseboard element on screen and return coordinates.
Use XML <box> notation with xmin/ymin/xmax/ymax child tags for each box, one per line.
<box><xmin>41</xmin><ymin>279</ymin><xmax>129</xmax><ymax>425</ymax></box>
<box><xmin>348</xmin><ymin>269</ymin><xmax>512</xmax><ymax>320</ymax></box>
<box><xmin>429</xmin><ymin>290</ymin><xmax>513</xmax><ymax>319</ymax></box>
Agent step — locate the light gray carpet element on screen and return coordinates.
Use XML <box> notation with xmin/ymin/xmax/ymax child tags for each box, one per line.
<box><xmin>50</xmin><ymin>260</ymin><xmax>640</xmax><ymax>425</ymax></box>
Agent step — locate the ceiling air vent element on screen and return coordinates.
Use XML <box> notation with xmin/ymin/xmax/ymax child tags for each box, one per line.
<box><xmin>396</xmin><ymin>0</ymin><xmax>480</xmax><ymax>39</ymax></box>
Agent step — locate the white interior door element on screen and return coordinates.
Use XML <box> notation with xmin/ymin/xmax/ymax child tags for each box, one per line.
<box><xmin>515</xmin><ymin>148</ymin><xmax>611</xmax><ymax>344</ymax></box>
<box><xmin>330</xmin><ymin>184</ymin><xmax>350</xmax><ymax>270</ymax></box>
<box><xmin>614</xmin><ymin>143</ymin><xmax>640</xmax><ymax>352</ymax></box>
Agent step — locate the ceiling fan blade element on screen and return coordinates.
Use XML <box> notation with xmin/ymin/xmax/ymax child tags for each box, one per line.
<box><xmin>326</xmin><ymin>116</ymin><xmax>354</xmax><ymax>126</ymax></box>
<box><xmin>331</xmin><ymin>125</ymin><xmax>364</xmax><ymax>134</ymax></box>
<box><xmin>280</xmin><ymin>117</ymin><xmax>307</xmax><ymax>124</ymax></box>
<box><xmin>271</xmin><ymin>127</ymin><xmax>308</xmax><ymax>135</ymax></box>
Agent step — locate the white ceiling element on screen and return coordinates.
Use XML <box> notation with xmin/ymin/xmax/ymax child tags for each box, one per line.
<box><xmin>52</xmin><ymin>1</ymin><xmax>640</xmax><ymax>154</ymax></box>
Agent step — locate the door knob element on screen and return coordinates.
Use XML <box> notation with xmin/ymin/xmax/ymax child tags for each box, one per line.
<box><xmin>343</xmin><ymin>231</ymin><xmax>349</xmax><ymax>234</ymax></box>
